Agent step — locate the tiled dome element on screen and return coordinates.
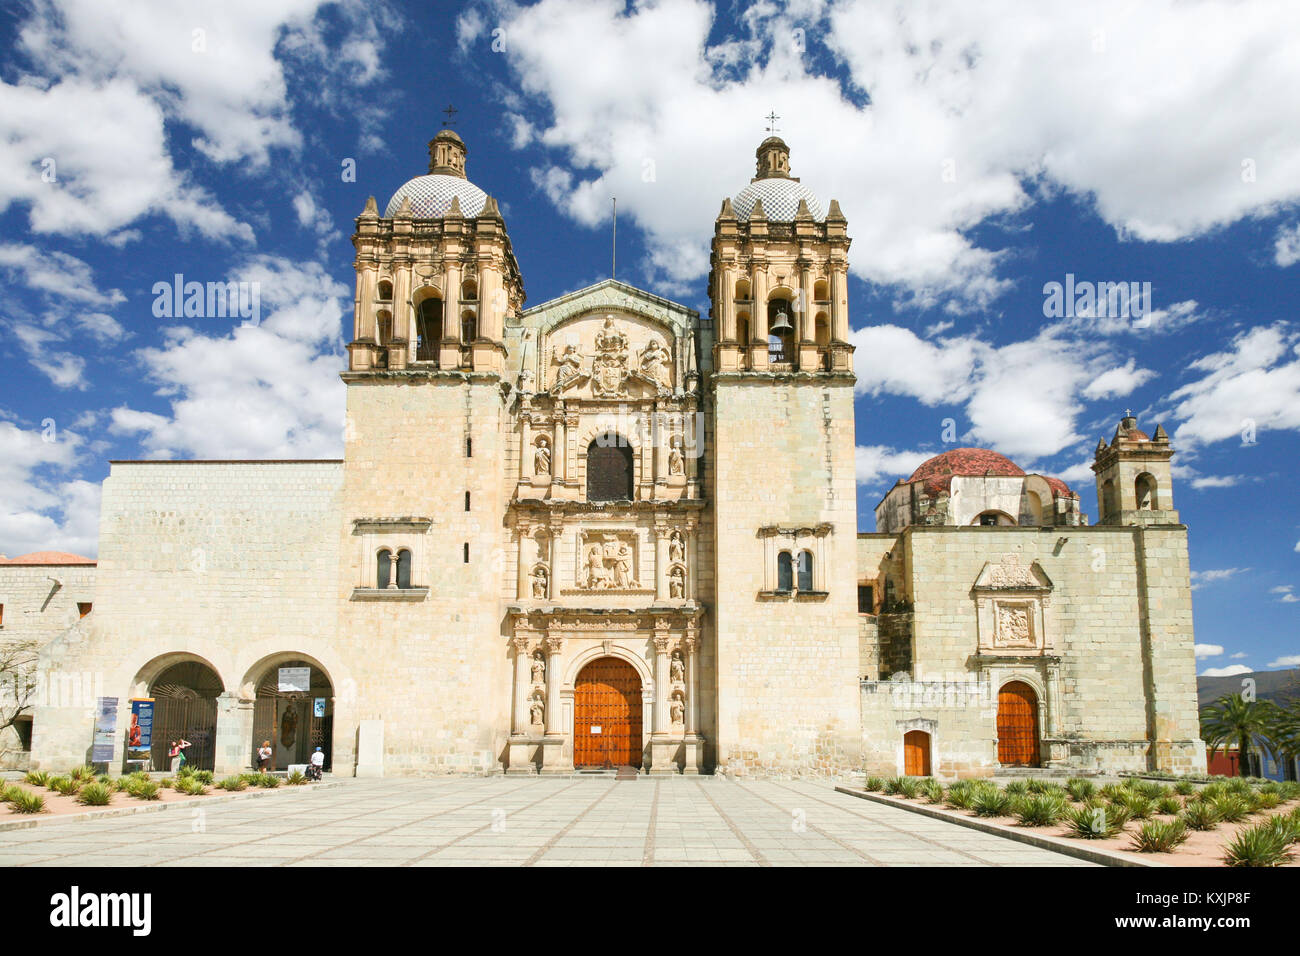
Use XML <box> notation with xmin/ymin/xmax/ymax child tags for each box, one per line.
<box><xmin>385</xmin><ymin>174</ymin><xmax>488</xmax><ymax>219</ymax></box>
<box><xmin>732</xmin><ymin>178</ymin><xmax>825</xmax><ymax>221</ymax></box>
<box><xmin>0</xmin><ymin>550</ymin><xmax>96</xmax><ymax>565</ymax></box>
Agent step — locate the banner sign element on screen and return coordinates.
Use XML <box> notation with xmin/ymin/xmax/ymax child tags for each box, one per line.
<box><xmin>128</xmin><ymin>698</ymin><xmax>154</xmax><ymax>751</ymax></box>
<box><xmin>278</xmin><ymin>667</ymin><xmax>311</xmax><ymax>693</ymax></box>
<box><xmin>313</xmin><ymin>697</ymin><xmax>326</xmax><ymax>718</ymax></box>
<box><xmin>91</xmin><ymin>697</ymin><xmax>118</xmax><ymax>762</ymax></box>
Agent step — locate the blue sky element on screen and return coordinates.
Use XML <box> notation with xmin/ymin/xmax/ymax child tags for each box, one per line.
<box><xmin>0</xmin><ymin>0</ymin><xmax>1297</xmax><ymax>675</ymax></box>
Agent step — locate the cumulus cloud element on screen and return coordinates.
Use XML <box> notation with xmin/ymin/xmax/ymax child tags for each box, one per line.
<box><xmin>0</xmin><ymin>417</ymin><xmax>99</xmax><ymax>557</ymax></box>
<box><xmin>1276</xmin><ymin>223</ymin><xmax>1300</xmax><ymax>267</ymax></box>
<box><xmin>1200</xmin><ymin>665</ymin><xmax>1253</xmax><ymax>678</ymax></box>
<box><xmin>466</xmin><ymin>0</ymin><xmax>1300</xmax><ymax>304</ymax></box>
<box><xmin>1190</xmin><ymin>569</ymin><xmax>1247</xmax><ymax>591</ymax></box>
<box><xmin>1267</xmin><ymin>655</ymin><xmax>1300</xmax><ymax>668</ymax></box>
<box><xmin>108</xmin><ymin>256</ymin><xmax>348</xmax><ymax>459</ymax></box>
<box><xmin>1194</xmin><ymin>643</ymin><xmax>1224</xmax><ymax>658</ymax></box>
<box><xmin>1272</xmin><ymin>585</ymin><xmax>1299</xmax><ymax>604</ymax></box>
<box><xmin>855</xmin><ymin>445</ymin><xmax>934</xmax><ymax>488</ymax></box>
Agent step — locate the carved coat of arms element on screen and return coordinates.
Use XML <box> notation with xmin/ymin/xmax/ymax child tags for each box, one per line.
<box><xmin>591</xmin><ymin>318</ymin><xmax>630</xmax><ymax>398</ymax></box>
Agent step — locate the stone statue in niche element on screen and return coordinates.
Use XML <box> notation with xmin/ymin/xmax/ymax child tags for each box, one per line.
<box><xmin>531</xmin><ymin>565</ymin><xmax>549</xmax><ymax>599</ymax></box>
<box><xmin>670</xmin><ymin>650</ymin><xmax>684</xmax><ymax>684</ymax></box>
<box><xmin>529</xmin><ymin>693</ymin><xmax>545</xmax><ymax>727</ymax></box>
<box><xmin>534</xmin><ymin>436</ymin><xmax>551</xmax><ymax>476</ymax></box>
<box><xmin>669</xmin><ymin>692</ymin><xmax>685</xmax><ymax>726</ymax></box>
<box><xmin>613</xmin><ymin>542</ymin><xmax>634</xmax><ymax>588</ymax></box>
<box><xmin>639</xmin><ymin>338</ymin><xmax>671</xmax><ymax>389</ymax></box>
<box><xmin>519</xmin><ymin>367</ymin><xmax>535</xmax><ymax>392</ymax></box>
<box><xmin>531</xmin><ymin>651</ymin><xmax>546</xmax><ymax>685</ymax></box>
<box><xmin>669</xmin><ymin>565</ymin><xmax>686</xmax><ymax>599</ymax></box>
<box><xmin>669</xmin><ymin>530</ymin><xmax>685</xmax><ymax>564</ymax></box>
<box><xmin>668</xmin><ymin>439</ymin><xmax>684</xmax><ymax>476</ymax></box>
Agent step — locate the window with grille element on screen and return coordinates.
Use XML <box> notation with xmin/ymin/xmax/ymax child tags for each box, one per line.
<box><xmin>587</xmin><ymin>434</ymin><xmax>634</xmax><ymax>501</ymax></box>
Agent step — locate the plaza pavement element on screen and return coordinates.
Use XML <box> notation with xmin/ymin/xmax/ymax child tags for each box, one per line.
<box><xmin>0</xmin><ymin>777</ymin><xmax>1095</xmax><ymax>867</ymax></box>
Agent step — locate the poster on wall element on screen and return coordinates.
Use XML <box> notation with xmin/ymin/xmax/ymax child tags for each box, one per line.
<box><xmin>278</xmin><ymin>667</ymin><xmax>311</xmax><ymax>693</ymax></box>
<box><xmin>91</xmin><ymin>697</ymin><xmax>118</xmax><ymax>762</ymax></box>
<box><xmin>128</xmin><ymin>698</ymin><xmax>154</xmax><ymax>756</ymax></box>
<box><xmin>313</xmin><ymin>697</ymin><xmax>326</xmax><ymax>718</ymax></box>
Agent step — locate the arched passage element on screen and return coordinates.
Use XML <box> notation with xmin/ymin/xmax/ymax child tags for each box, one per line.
<box><xmin>586</xmin><ymin>433</ymin><xmax>634</xmax><ymax>501</ymax></box>
<box><xmin>997</xmin><ymin>680</ymin><xmax>1041</xmax><ymax>767</ymax></box>
<box><xmin>247</xmin><ymin>656</ymin><xmax>335</xmax><ymax>772</ymax></box>
<box><xmin>573</xmin><ymin>657</ymin><xmax>642</xmax><ymax>769</ymax></box>
<box><xmin>145</xmin><ymin>658</ymin><xmax>224</xmax><ymax>772</ymax></box>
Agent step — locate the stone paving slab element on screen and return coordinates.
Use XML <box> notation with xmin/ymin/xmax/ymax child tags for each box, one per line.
<box><xmin>0</xmin><ymin>778</ymin><xmax>1096</xmax><ymax>867</ymax></box>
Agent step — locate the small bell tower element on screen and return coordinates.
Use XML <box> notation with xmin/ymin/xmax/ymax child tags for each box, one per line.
<box><xmin>1091</xmin><ymin>411</ymin><xmax>1179</xmax><ymax>525</ymax></box>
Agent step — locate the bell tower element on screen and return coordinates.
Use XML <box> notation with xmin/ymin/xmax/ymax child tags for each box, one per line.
<box><xmin>1091</xmin><ymin>412</ymin><xmax>1179</xmax><ymax>525</ymax></box>
<box><xmin>706</xmin><ymin>136</ymin><xmax>861</xmax><ymax>775</ymax></box>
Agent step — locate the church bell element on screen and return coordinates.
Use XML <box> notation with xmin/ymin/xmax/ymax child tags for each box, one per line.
<box><xmin>768</xmin><ymin>309</ymin><xmax>794</xmax><ymax>335</ymax></box>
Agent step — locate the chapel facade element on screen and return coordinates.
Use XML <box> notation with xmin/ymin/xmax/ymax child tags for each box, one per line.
<box><xmin>6</xmin><ymin>130</ymin><xmax>1205</xmax><ymax>778</ymax></box>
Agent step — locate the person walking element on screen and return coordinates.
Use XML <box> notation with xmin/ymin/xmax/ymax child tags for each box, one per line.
<box><xmin>308</xmin><ymin>746</ymin><xmax>325</xmax><ymax>781</ymax></box>
<box><xmin>257</xmin><ymin>740</ymin><xmax>273</xmax><ymax>772</ymax></box>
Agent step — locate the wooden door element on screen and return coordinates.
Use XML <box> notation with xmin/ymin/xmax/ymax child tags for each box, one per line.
<box><xmin>997</xmin><ymin>681</ymin><xmax>1040</xmax><ymax>766</ymax></box>
<box><xmin>574</xmin><ymin>658</ymin><xmax>642</xmax><ymax>768</ymax></box>
<box><xmin>903</xmin><ymin>730</ymin><xmax>931</xmax><ymax>776</ymax></box>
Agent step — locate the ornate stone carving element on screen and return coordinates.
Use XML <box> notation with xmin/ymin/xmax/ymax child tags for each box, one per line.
<box><xmin>669</xmin><ymin>691</ymin><xmax>685</xmax><ymax>725</ymax></box>
<box><xmin>555</xmin><ymin>342</ymin><xmax>583</xmax><ymax>383</ymax></box>
<box><xmin>534</xmin><ymin>436</ymin><xmax>551</xmax><ymax>476</ymax></box>
<box><xmin>988</xmin><ymin>562</ymin><xmax>1038</xmax><ymax>589</ymax></box>
<box><xmin>670</xmin><ymin>650</ymin><xmax>685</xmax><ymax>684</ymax></box>
<box><xmin>669</xmin><ymin>565</ymin><xmax>686</xmax><ymax>599</ymax></box>
<box><xmin>529</xmin><ymin>692</ymin><xmax>545</xmax><ymax>727</ymax></box>
<box><xmin>639</xmin><ymin>338</ymin><xmax>672</xmax><ymax>390</ymax></box>
<box><xmin>669</xmin><ymin>530</ymin><xmax>685</xmax><ymax>564</ymax></box>
<box><xmin>579</xmin><ymin>532</ymin><xmax>640</xmax><ymax>590</ymax></box>
<box><xmin>994</xmin><ymin>602</ymin><xmax>1034</xmax><ymax>646</ymax></box>
<box><xmin>531</xmin><ymin>651</ymin><xmax>546</xmax><ymax>685</ymax></box>
<box><xmin>591</xmin><ymin>318</ymin><xmax>630</xmax><ymax>397</ymax></box>
<box><xmin>531</xmin><ymin>564</ymin><xmax>549</xmax><ymax>599</ymax></box>
<box><xmin>668</xmin><ymin>439</ymin><xmax>684</xmax><ymax>476</ymax></box>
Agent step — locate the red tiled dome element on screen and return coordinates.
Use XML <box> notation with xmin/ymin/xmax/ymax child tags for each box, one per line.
<box><xmin>0</xmin><ymin>550</ymin><xmax>96</xmax><ymax>566</ymax></box>
<box><xmin>907</xmin><ymin>448</ymin><xmax>1025</xmax><ymax>496</ymax></box>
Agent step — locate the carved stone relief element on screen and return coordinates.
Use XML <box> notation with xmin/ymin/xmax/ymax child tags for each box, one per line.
<box><xmin>578</xmin><ymin>531</ymin><xmax>641</xmax><ymax>590</ymax></box>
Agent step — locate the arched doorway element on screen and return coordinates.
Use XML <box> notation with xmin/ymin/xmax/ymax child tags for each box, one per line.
<box><xmin>249</xmin><ymin>658</ymin><xmax>334</xmax><ymax>772</ymax></box>
<box><xmin>586</xmin><ymin>434</ymin><xmax>634</xmax><ymax>501</ymax></box>
<box><xmin>573</xmin><ymin>657</ymin><xmax>642</xmax><ymax>769</ymax></box>
<box><xmin>997</xmin><ymin>681</ymin><xmax>1041</xmax><ymax>767</ymax></box>
<box><xmin>903</xmin><ymin>730</ymin><xmax>931</xmax><ymax>776</ymax></box>
<box><xmin>148</xmin><ymin>660</ymin><xmax>223</xmax><ymax>772</ymax></box>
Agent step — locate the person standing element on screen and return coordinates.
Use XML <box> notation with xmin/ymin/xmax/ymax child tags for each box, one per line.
<box><xmin>308</xmin><ymin>746</ymin><xmax>325</xmax><ymax>781</ymax></box>
<box><xmin>257</xmin><ymin>740</ymin><xmax>273</xmax><ymax>772</ymax></box>
<box><xmin>169</xmin><ymin>738</ymin><xmax>191</xmax><ymax>773</ymax></box>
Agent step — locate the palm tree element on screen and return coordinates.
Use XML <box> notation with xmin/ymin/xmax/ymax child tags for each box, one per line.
<box><xmin>1200</xmin><ymin>694</ymin><xmax>1275</xmax><ymax>777</ymax></box>
<box><xmin>1263</xmin><ymin>702</ymin><xmax>1300</xmax><ymax>781</ymax></box>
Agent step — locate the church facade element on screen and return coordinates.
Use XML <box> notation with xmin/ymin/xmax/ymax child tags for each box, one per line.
<box><xmin>8</xmin><ymin>131</ymin><xmax>1205</xmax><ymax>778</ymax></box>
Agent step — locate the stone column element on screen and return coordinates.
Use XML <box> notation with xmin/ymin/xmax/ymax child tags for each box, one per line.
<box><xmin>798</xmin><ymin>261</ymin><xmax>813</xmax><ymax>343</ymax></box>
<box><xmin>357</xmin><ymin>264</ymin><xmax>377</xmax><ymax>340</ymax></box>
<box><xmin>831</xmin><ymin>264</ymin><xmax>849</xmax><ymax>342</ymax></box>
<box><xmin>511</xmin><ymin>636</ymin><xmax>530</xmax><ymax>735</ymax></box>
<box><xmin>520</xmin><ymin>415</ymin><xmax>533</xmax><ymax>481</ymax></box>
<box><xmin>515</xmin><ymin>520</ymin><xmax>531</xmax><ymax>600</ymax></box>
<box><xmin>214</xmin><ymin>692</ymin><xmax>255</xmax><ymax>776</ymax></box>
<box><xmin>751</xmin><ymin>261</ymin><xmax>769</xmax><ymax>343</ymax></box>
<box><xmin>544</xmin><ymin>635</ymin><xmax>564</xmax><ymax>734</ymax></box>
<box><xmin>684</xmin><ymin>632</ymin><xmax>700</xmax><ymax>737</ymax></box>
<box><xmin>653</xmin><ymin>631</ymin><xmax>670</xmax><ymax>735</ymax></box>
<box><xmin>391</xmin><ymin>258</ymin><xmax>411</xmax><ymax>355</ymax></box>
<box><xmin>654</xmin><ymin>525</ymin><xmax>669</xmax><ymax>601</ymax></box>
<box><xmin>720</xmin><ymin>266</ymin><xmax>735</xmax><ymax>341</ymax></box>
<box><xmin>553</xmin><ymin>412</ymin><xmax>567</xmax><ymax>483</ymax></box>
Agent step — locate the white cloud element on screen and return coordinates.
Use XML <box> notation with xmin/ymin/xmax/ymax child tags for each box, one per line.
<box><xmin>0</xmin><ymin>418</ymin><xmax>99</xmax><ymax>558</ymax></box>
<box><xmin>1267</xmin><ymin>655</ymin><xmax>1300</xmax><ymax>668</ymax></box>
<box><xmin>0</xmin><ymin>243</ymin><xmax>124</xmax><ymax>306</ymax></box>
<box><xmin>1081</xmin><ymin>358</ymin><xmax>1156</xmax><ymax>400</ymax></box>
<box><xmin>1200</xmin><ymin>665</ymin><xmax>1253</xmax><ymax>678</ymax></box>
<box><xmin>1276</xmin><ymin>223</ymin><xmax>1300</xmax><ymax>267</ymax></box>
<box><xmin>108</xmin><ymin>256</ymin><xmax>348</xmax><ymax>459</ymax></box>
<box><xmin>1167</xmin><ymin>325</ymin><xmax>1300</xmax><ymax>449</ymax></box>
<box><xmin>855</xmin><ymin>445</ymin><xmax>934</xmax><ymax>488</ymax></box>
<box><xmin>474</xmin><ymin>0</ymin><xmax>1300</xmax><ymax>305</ymax></box>
<box><xmin>1190</xmin><ymin>475</ymin><xmax>1243</xmax><ymax>489</ymax></box>
<box><xmin>1231</xmin><ymin>652</ymin><xmax>1248</xmax><ymax>660</ymax></box>
<box><xmin>1194</xmin><ymin>643</ymin><xmax>1224</xmax><ymax>659</ymax></box>
<box><xmin>1190</xmin><ymin>569</ymin><xmax>1247</xmax><ymax>591</ymax></box>
<box><xmin>1271</xmin><ymin>585</ymin><xmax>1299</xmax><ymax>604</ymax></box>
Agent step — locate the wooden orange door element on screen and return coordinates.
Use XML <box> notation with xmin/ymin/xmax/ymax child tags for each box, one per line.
<box><xmin>574</xmin><ymin>658</ymin><xmax>642</xmax><ymax>768</ymax></box>
<box><xmin>903</xmin><ymin>730</ymin><xmax>931</xmax><ymax>776</ymax></box>
<box><xmin>997</xmin><ymin>681</ymin><xmax>1040</xmax><ymax>766</ymax></box>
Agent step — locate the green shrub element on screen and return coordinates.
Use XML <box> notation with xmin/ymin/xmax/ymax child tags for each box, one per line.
<box><xmin>259</xmin><ymin>773</ymin><xmax>281</xmax><ymax>789</ymax></box>
<box><xmin>193</xmin><ymin>770</ymin><xmax>214</xmax><ymax>785</ymax></box>
<box><xmin>1025</xmin><ymin>779</ymin><xmax>1064</xmax><ymax>796</ymax></box>
<box><xmin>1065</xmin><ymin>778</ymin><xmax>1096</xmax><ymax>803</ymax></box>
<box><xmin>972</xmin><ymin>787</ymin><xmax>1013</xmax><ymax>817</ymax></box>
<box><xmin>218</xmin><ymin>776</ymin><xmax>248</xmax><ymax>792</ymax></box>
<box><xmin>920</xmin><ymin>778</ymin><xmax>944</xmax><ymax>803</ymax></box>
<box><xmin>1225</xmin><ymin>777</ymin><xmax>1253</xmax><ymax>796</ymax></box>
<box><xmin>69</xmin><ymin>765</ymin><xmax>96</xmax><ymax>781</ymax></box>
<box><xmin>128</xmin><ymin>780</ymin><xmax>161</xmax><ymax>801</ymax></box>
<box><xmin>76</xmin><ymin>782</ymin><xmax>113</xmax><ymax>806</ymax></box>
<box><xmin>1005</xmin><ymin>780</ymin><xmax>1031</xmax><ymax>796</ymax></box>
<box><xmin>1213</xmin><ymin>795</ymin><xmax>1252</xmax><ymax>823</ymax></box>
<box><xmin>1099</xmin><ymin>783</ymin><xmax>1125</xmax><ymax>801</ymax></box>
<box><xmin>944</xmin><ymin>780</ymin><xmax>980</xmax><ymax>810</ymax></box>
<box><xmin>176</xmin><ymin>764</ymin><xmax>195</xmax><ymax>779</ymax></box>
<box><xmin>1064</xmin><ymin>803</ymin><xmax>1128</xmax><ymax>838</ymax></box>
<box><xmin>9</xmin><ymin>788</ymin><xmax>46</xmax><ymax>814</ymax></box>
<box><xmin>1182</xmin><ymin>801</ymin><xmax>1220</xmax><ymax>831</ymax></box>
<box><xmin>1276</xmin><ymin>781</ymin><xmax>1300</xmax><ymax>801</ymax></box>
<box><xmin>1255</xmin><ymin>791</ymin><xmax>1282</xmax><ymax>810</ymax></box>
<box><xmin>863</xmin><ymin>776</ymin><xmax>885</xmax><ymax>792</ymax></box>
<box><xmin>24</xmin><ymin>770</ymin><xmax>50</xmax><ymax>788</ymax></box>
<box><xmin>1015</xmin><ymin>793</ymin><xmax>1067</xmax><ymax>827</ymax></box>
<box><xmin>884</xmin><ymin>776</ymin><xmax>921</xmax><ymax>798</ymax></box>
<box><xmin>1223</xmin><ymin>823</ymin><xmax>1295</xmax><ymax>867</ymax></box>
<box><xmin>1114</xmin><ymin>791</ymin><xmax>1157</xmax><ymax>820</ymax></box>
<box><xmin>1264</xmin><ymin>813</ymin><xmax>1300</xmax><ymax>846</ymax></box>
<box><xmin>178</xmin><ymin>777</ymin><xmax>208</xmax><ymax>796</ymax></box>
<box><xmin>48</xmin><ymin>776</ymin><xmax>80</xmax><ymax>796</ymax></box>
<box><xmin>1174</xmin><ymin>780</ymin><xmax>1196</xmax><ymax>797</ymax></box>
<box><xmin>1131</xmin><ymin>818</ymin><xmax>1189</xmax><ymax>853</ymax></box>
<box><xmin>286</xmin><ymin>770</ymin><xmax>306</xmax><ymax>786</ymax></box>
<box><xmin>1156</xmin><ymin>796</ymin><xmax>1183</xmax><ymax>816</ymax></box>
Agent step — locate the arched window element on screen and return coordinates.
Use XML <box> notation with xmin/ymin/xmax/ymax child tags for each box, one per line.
<box><xmin>461</xmin><ymin>309</ymin><xmax>477</xmax><ymax>344</ymax></box>
<box><xmin>1135</xmin><ymin>473</ymin><xmax>1158</xmax><ymax>510</ymax></box>
<box><xmin>461</xmin><ymin>278</ymin><xmax>478</xmax><ymax>301</ymax></box>
<box><xmin>376</xmin><ymin>309</ymin><xmax>392</xmax><ymax>347</ymax></box>
<box><xmin>416</xmin><ymin>297</ymin><xmax>443</xmax><ymax>362</ymax></box>
<box><xmin>396</xmin><ymin>549</ymin><xmax>411</xmax><ymax>589</ymax></box>
<box><xmin>736</xmin><ymin>312</ymin><xmax>751</xmax><ymax>345</ymax></box>
<box><xmin>777</xmin><ymin>551</ymin><xmax>793</xmax><ymax>591</ymax></box>
<box><xmin>814</xmin><ymin>312</ymin><xmax>829</xmax><ymax>348</ymax></box>
<box><xmin>976</xmin><ymin>511</ymin><xmax>1013</xmax><ymax>527</ymax></box>
<box><xmin>813</xmin><ymin>279</ymin><xmax>829</xmax><ymax>301</ymax></box>
<box><xmin>735</xmin><ymin>278</ymin><xmax>751</xmax><ymax>302</ymax></box>
<box><xmin>587</xmin><ymin>434</ymin><xmax>634</xmax><ymax>501</ymax></box>
<box><xmin>376</xmin><ymin>549</ymin><xmax>392</xmax><ymax>589</ymax></box>
<box><xmin>1102</xmin><ymin>478</ymin><xmax>1117</xmax><ymax>519</ymax></box>
<box><xmin>797</xmin><ymin>550</ymin><xmax>814</xmax><ymax>591</ymax></box>
<box><xmin>377</xmin><ymin>279</ymin><xmax>392</xmax><ymax>301</ymax></box>
<box><xmin>767</xmin><ymin>297</ymin><xmax>794</xmax><ymax>362</ymax></box>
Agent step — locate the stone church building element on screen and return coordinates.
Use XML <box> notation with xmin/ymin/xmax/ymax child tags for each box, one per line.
<box><xmin>5</xmin><ymin>131</ymin><xmax>1205</xmax><ymax>778</ymax></box>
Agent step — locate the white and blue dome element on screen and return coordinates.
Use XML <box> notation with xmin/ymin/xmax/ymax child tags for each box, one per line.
<box><xmin>385</xmin><ymin>173</ymin><xmax>488</xmax><ymax>219</ymax></box>
<box><xmin>732</xmin><ymin>177</ymin><xmax>825</xmax><ymax>221</ymax></box>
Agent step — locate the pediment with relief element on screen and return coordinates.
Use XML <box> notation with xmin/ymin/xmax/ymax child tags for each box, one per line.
<box><xmin>972</xmin><ymin>554</ymin><xmax>1053</xmax><ymax>592</ymax></box>
<box><xmin>545</xmin><ymin>314</ymin><xmax>675</xmax><ymax>399</ymax></box>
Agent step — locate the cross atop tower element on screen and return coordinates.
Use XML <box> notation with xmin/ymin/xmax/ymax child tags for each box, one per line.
<box><xmin>441</xmin><ymin>103</ymin><xmax>459</xmax><ymax>127</ymax></box>
<box><xmin>764</xmin><ymin>110</ymin><xmax>781</xmax><ymax>134</ymax></box>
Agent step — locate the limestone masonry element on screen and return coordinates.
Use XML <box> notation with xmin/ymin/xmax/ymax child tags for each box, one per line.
<box><xmin>3</xmin><ymin>132</ymin><xmax>1204</xmax><ymax>778</ymax></box>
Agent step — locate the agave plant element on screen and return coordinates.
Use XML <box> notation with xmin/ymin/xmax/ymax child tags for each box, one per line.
<box><xmin>920</xmin><ymin>778</ymin><xmax>944</xmax><ymax>803</ymax></box>
<box><xmin>1264</xmin><ymin>813</ymin><xmax>1300</xmax><ymax>846</ymax></box>
<box><xmin>1255</xmin><ymin>791</ymin><xmax>1282</xmax><ymax>810</ymax></box>
<box><xmin>1131</xmin><ymin>818</ymin><xmax>1189</xmax><ymax>853</ymax></box>
<box><xmin>1114</xmin><ymin>791</ymin><xmax>1157</xmax><ymax>820</ymax></box>
<box><xmin>286</xmin><ymin>770</ymin><xmax>306</xmax><ymax>786</ymax></box>
<box><xmin>1211</xmin><ymin>795</ymin><xmax>1252</xmax><ymax>823</ymax></box>
<box><xmin>1156</xmin><ymin>796</ymin><xmax>1184</xmax><ymax>816</ymax></box>
<box><xmin>76</xmin><ymin>782</ymin><xmax>114</xmax><ymax>806</ymax></box>
<box><xmin>863</xmin><ymin>775</ymin><xmax>885</xmax><ymax>792</ymax></box>
<box><xmin>69</xmin><ymin>765</ymin><xmax>97</xmax><ymax>782</ymax></box>
<box><xmin>178</xmin><ymin>777</ymin><xmax>208</xmax><ymax>796</ymax></box>
<box><xmin>1064</xmin><ymin>803</ymin><xmax>1128</xmax><ymax>839</ymax></box>
<box><xmin>218</xmin><ymin>776</ymin><xmax>249</xmax><ymax>792</ymax></box>
<box><xmin>1223</xmin><ymin>822</ymin><xmax>1295</xmax><ymax>867</ymax></box>
<box><xmin>1065</xmin><ymin>778</ymin><xmax>1097</xmax><ymax>802</ymax></box>
<box><xmin>1026</xmin><ymin>779</ymin><xmax>1064</xmax><ymax>796</ymax></box>
<box><xmin>1182</xmin><ymin>801</ymin><xmax>1220</xmax><ymax>831</ymax></box>
<box><xmin>193</xmin><ymin>770</ymin><xmax>214</xmax><ymax>785</ymax></box>
<box><xmin>48</xmin><ymin>775</ymin><xmax>80</xmax><ymax>796</ymax></box>
<box><xmin>1174</xmin><ymin>779</ymin><xmax>1196</xmax><ymax>797</ymax></box>
<box><xmin>972</xmin><ymin>787</ymin><xmax>1013</xmax><ymax>817</ymax></box>
<box><xmin>1004</xmin><ymin>780</ymin><xmax>1031</xmax><ymax>796</ymax></box>
<box><xmin>9</xmin><ymin>788</ymin><xmax>46</xmax><ymax>814</ymax></box>
<box><xmin>1099</xmin><ymin>783</ymin><xmax>1125</xmax><ymax>801</ymax></box>
<box><xmin>1015</xmin><ymin>793</ymin><xmax>1067</xmax><ymax>827</ymax></box>
<box><xmin>23</xmin><ymin>770</ymin><xmax>50</xmax><ymax>788</ymax></box>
